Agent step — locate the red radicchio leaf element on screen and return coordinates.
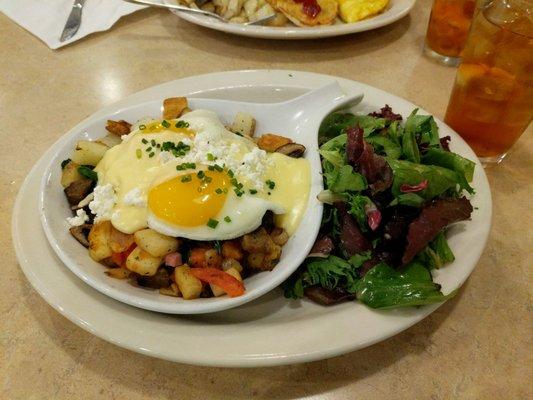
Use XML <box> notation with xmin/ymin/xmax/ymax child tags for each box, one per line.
<box><xmin>402</xmin><ymin>197</ymin><xmax>473</xmax><ymax>265</ymax></box>
<box><xmin>400</xmin><ymin>179</ymin><xmax>429</xmax><ymax>193</ymax></box>
<box><xmin>309</xmin><ymin>235</ymin><xmax>335</xmax><ymax>256</ymax></box>
<box><xmin>440</xmin><ymin>136</ymin><xmax>451</xmax><ymax>151</ymax></box>
<box><xmin>334</xmin><ymin>202</ymin><xmax>372</xmax><ymax>256</ymax></box>
<box><xmin>346</xmin><ymin>126</ymin><xmax>393</xmax><ymax>194</ymax></box>
<box><xmin>304</xmin><ymin>286</ymin><xmax>354</xmax><ymax>306</ymax></box>
<box><xmin>364</xmin><ymin>202</ymin><xmax>382</xmax><ymax>231</ymax></box>
<box><xmin>368</xmin><ymin>105</ymin><xmax>403</xmax><ymax>121</ymax></box>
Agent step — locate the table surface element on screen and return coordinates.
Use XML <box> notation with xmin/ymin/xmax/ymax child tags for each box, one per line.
<box><xmin>2</xmin><ymin>2</ymin><xmax>532</xmax><ymax>399</ymax></box>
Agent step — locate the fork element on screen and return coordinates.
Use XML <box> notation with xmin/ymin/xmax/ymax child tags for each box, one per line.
<box><xmin>123</xmin><ymin>0</ymin><xmax>277</xmax><ymax>25</ymax></box>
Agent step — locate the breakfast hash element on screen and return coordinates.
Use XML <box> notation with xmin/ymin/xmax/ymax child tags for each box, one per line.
<box><xmin>61</xmin><ymin>97</ymin><xmax>310</xmax><ymax>300</ymax></box>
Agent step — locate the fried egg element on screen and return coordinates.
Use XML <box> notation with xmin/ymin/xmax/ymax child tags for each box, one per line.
<box><xmin>91</xmin><ymin>110</ymin><xmax>310</xmax><ymax>241</ymax></box>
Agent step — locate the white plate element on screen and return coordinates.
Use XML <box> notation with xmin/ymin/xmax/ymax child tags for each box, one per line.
<box><xmin>13</xmin><ymin>70</ymin><xmax>492</xmax><ymax>367</ymax></box>
<box><xmin>39</xmin><ymin>82</ymin><xmax>364</xmax><ymax>315</ymax></box>
<box><xmin>166</xmin><ymin>0</ymin><xmax>416</xmax><ymax>39</ymax></box>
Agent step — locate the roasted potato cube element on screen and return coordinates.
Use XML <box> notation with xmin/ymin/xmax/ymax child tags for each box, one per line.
<box><xmin>88</xmin><ymin>221</ymin><xmax>113</xmax><ymax>262</ymax></box>
<box><xmin>108</xmin><ymin>226</ymin><xmax>135</xmax><ymax>253</ymax></box>
<box><xmin>256</xmin><ymin>133</ymin><xmax>293</xmax><ymax>152</ymax></box>
<box><xmin>205</xmin><ymin>249</ymin><xmax>222</xmax><ymax>269</ymax></box>
<box><xmin>246</xmin><ymin>253</ymin><xmax>265</xmax><ymax>270</ymax></box>
<box><xmin>231</xmin><ymin>112</ymin><xmax>256</xmax><ymax>137</ymax></box>
<box><xmin>64</xmin><ymin>178</ymin><xmax>93</xmax><ymax>206</ymax></box>
<box><xmin>125</xmin><ymin>247</ymin><xmax>162</xmax><ymax>276</ymax></box>
<box><xmin>221</xmin><ymin>240</ymin><xmax>243</xmax><ymax>261</ymax></box>
<box><xmin>61</xmin><ymin>161</ymin><xmax>83</xmax><ymax>188</ymax></box>
<box><xmin>270</xmin><ymin>227</ymin><xmax>289</xmax><ymax>246</ymax></box>
<box><xmin>221</xmin><ymin>258</ymin><xmax>243</xmax><ymax>273</ymax></box>
<box><xmin>105</xmin><ymin>120</ymin><xmax>131</xmax><ymax>136</ymax></box>
<box><xmin>71</xmin><ymin>140</ymin><xmax>109</xmax><ymax>166</ymax></box>
<box><xmin>96</xmin><ymin>133</ymin><xmax>122</xmax><ymax>148</ymax></box>
<box><xmin>105</xmin><ymin>267</ymin><xmax>131</xmax><ymax>279</ymax></box>
<box><xmin>163</xmin><ymin>97</ymin><xmax>188</xmax><ymax>119</ymax></box>
<box><xmin>133</xmin><ymin>228</ymin><xmax>179</xmax><ymax>257</ymax></box>
<box><xmin>241</xmin><ymin>227</ymin><xmax>275</xmax><ymax>253</ymax></box>
<box><xmin>174</xmin><ymin>265</ymin><xmax>203</xmax><ymax>300</ymax></box>
<box><xmin>210</xmin><ymin>267</ymin><xmax>243</xmax><ymax>297</ymax></box>
<box><xmin>159</xmin><ymin>283</ymin><xmax>181</xmax><ymax>297</ymax></box>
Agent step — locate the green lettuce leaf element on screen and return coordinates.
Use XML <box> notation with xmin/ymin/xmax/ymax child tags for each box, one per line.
<box><xmin>352</xmin><ymin>115</ymin><xmax>388</xmax><ymax>136</ymax></box>
<box><xmin>422</xmin><ymin>148</ymin><xmax>475</xmax><ymax>183</ymax></box>
<box><xmin>387</xmin><ymin>158</ymin><xmax>461</xmax><ymax>200</ymax></box>
<box><xmin>388</xmin><ymin>193</ymin><xmax>426</xmax><ymax>207</ymax></box>
<box><xmin>324</xmin><ymin>164</ymin><xmax>367</xmax><ymax>194</ymax></box>
<box><xmin>366</xmin><ymin>135</ymin><xmax>402</xmax><ymax>159</ymax></box>
<box><xmin>355</xmin><ymin>262</ymin><xmax>457</xmax><ymax>309</ymax></box>
<box><xmin>319</xmin><ymin>113</ymin><xmax>356</xmax><ymax>145</ymax></box>
<box><xmin>418</xmin><ymin>231</ymin><xmax>455</xmax><ymax>269</ymax></box>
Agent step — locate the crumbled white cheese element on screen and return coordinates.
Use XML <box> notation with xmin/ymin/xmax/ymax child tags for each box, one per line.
<box><xmin>89</xmin><ymin>183</ymin><xmax>116</xmax><ymax>221</ymax></box>
<box><xmin>123</xmin><ymin>187</ymin><xmax>146</xmax><ymax>207</ymax></box>
<box><xmin>236</xmin><ymin>147</ymin><xmax>271</xmax><ymax>190</ymax></box>
<box><xmin>67</xmin><ymin>209</ymin><xmax>89</xmax><ymax>227</ymax></box>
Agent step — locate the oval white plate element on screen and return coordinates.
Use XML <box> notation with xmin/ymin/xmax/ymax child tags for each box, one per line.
<box><xmin>39</xmin><ymin>82</ymin><xmax>364</xmax><ymax>315</ymax></box>
<box><xmin>165</xmin><ymin>0</ymin><xmax>416</xmax><ymax>39</ymax></box>
<box><xmin>13</xmin><ymin>70</ymin><xmax>491</xmax><ymax>367</ymax></box>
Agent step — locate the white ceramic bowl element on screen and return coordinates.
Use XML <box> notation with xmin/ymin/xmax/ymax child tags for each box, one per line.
<box><xmin>39</xmin><ymin>82</ymin><xmax>363</xmax><ymax>314</ymax></box>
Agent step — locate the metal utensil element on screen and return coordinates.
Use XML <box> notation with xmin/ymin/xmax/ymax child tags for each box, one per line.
<box><xmin>60</xmin><ymin>0</ymin><xmax>86</xmax><ymax>42</ymax></box>
<box><xmin>123</xmin><ymin>0</ymin><xmax>276</xmax><ymax>25</ymax></box>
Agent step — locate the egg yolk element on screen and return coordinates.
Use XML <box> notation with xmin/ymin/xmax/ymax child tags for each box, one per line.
<box><xmin>142</xmin><ymin>120</ymin><xmax>195</xmax><ymax>136</ymax></box>
<box><xmin>148</xmin><ymin>170</ymin><xmax>229</xmax><ymax>227</ymax></box>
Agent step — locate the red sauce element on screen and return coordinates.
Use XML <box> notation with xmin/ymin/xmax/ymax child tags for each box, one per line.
<box><xmin>293</xmin><ymin>0</ymin><xmax>321</xmax><ymax>18</ymax></box>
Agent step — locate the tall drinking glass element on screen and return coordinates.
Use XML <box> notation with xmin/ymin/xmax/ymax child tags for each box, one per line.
<box><xmin>424</xmin><ymin>0</ymin><xmax>477</xmax><ymax>66</ymax></box>
<box><xmin>444</xmin><ymin>0</ymin><xmax>532</xmax><ymax>163</ymax></box>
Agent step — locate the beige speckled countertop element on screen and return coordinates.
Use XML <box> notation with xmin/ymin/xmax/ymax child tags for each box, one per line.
<box><xmin>2</xmin><ymin>1</ymin><xmax>532</xmax><ymax>398</ymax></box>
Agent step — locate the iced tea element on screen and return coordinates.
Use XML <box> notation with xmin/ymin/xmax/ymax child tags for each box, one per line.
<box><xmin>444</xmin><ymin>0</ymin><xmax>533</xmax><ymax>162</ymax></box>
<box><xmin>425</xmin><ymin>0</ymin><xmax>477</xmax><ymax>64</ymax></box>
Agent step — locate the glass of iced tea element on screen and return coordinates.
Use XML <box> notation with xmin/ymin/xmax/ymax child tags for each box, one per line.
<box><xmin>444</xmin><ymin>0</ymin><xmax>532</xmax><ymax>163</ymax></box>
<box><xmin>424</xmin><ymin>0</ymin><xmax>477</xmax><ymax>66</ymax></box>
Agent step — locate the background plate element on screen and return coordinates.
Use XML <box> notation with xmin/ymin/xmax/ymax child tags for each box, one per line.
<box><xmin>12</xmin><ymin>70</ymin><xmax>491</xmax><ymax>367</ymax></box>
<box><xmin>165</xmin><ymin>0</ymin><xmax>416</xmax><ymax>39</ymax></box>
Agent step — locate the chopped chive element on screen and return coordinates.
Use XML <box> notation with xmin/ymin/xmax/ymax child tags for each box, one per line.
<box><xmin>207</xmin><ymin>153</ymin><xmax>216</xmax><ymax>161</ymax></box>
<box><xmin>149</xmin><ymin>152</ymin><xmax>155</xmax><ymax>158</ymax></box>
<box><xmin>141</xmin><ymin>138</ymin><xmax>148</xmax><ymax>144</ymax></box>
<box><xmin>223</xmin><ymin>188</ymin><xmax>228</xmax><ymax>194</ymax></box>
<box><xmin>175</xmin><ymin>120</ymin><xmax>189</xmax><ymax>128</ymax></box>
<box><xmin>197</xmin><ymin>170</ymin><xmax>205</xmax><ymax>179</ymax></box>
<box><xmin>224</xmin><ymin>216</ymin><xmax>231</xmax><ymax>223</ymax></box>
<box><xmin>136</xmin><ymin>149</ymin><xmax>142</xmax><ymax>159</ymax></box>
<box><xmin>249</xmin><ymin>189</ymin><xmax>257</xmax><ymax>195</ymax></box>
<box><xmin>214</xmin><ymin>164</ymin><xmax>223</xmax><ymax>172</ymax></box>
<box><xmin>156</xmin><ymin>143</ymin><xmax>161</xmax><ymax>148</ymax></box>
<box><xmin>266</xmin><ymin>179</ymin><xmax>276</xmax><ymax>190</ymax></box>
<box><xmin>204</xmin><ymin>176</ymin><xmax>212</xmax><ymax>183</ymax></box>
<box><xmin>215</xmin><ymin>188</ymin><xmax>223</xmax><ymax>194</ymax></box>
<box><xmin>228</xmin><ymin>169</ymin><xmax>234</xmax><ymax>178</ymax></box>
<box><xmin>151</xmin><ymin>139</ymin><xmax>156</xmax><ymax>146</ymax></box>
<box><xmin>180</xmin><ymin>174</ymin><xmax>192</xmax><ymax>183</ymax></box>
<box><xmin>207</xmin><ymin>218</ymin><xmax>219</xmax><ymax>229</ymax></box>
<box><xmin>268</xmin><ymin>192</ymin><xmax>271</xmax><ymax>195</ymax></box>
<box><xmin>146</xmin><ymin>146</ymin><xmax>152</xmax><ymax>152</ymax></box>
<box><xmin>139</xmin><ymin>124</ymin><xmax>146</xmax><ymax>130</ymax></box>
<box><xmin>161</xmin><ymin>120</ymin><xmax>170</xmax><ymax>128</ymax></box>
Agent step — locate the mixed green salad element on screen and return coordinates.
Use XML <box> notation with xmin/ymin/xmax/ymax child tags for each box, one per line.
<box><xmin>284</xmin><ymin>105</ymin><xmax>476</xmax><ymax>309</ymax></box>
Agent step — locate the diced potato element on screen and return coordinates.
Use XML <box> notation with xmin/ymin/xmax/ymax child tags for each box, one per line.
<box><xmin>159</xmin><ymin>283</ymin><xmax>181</xmax><ymax>297</ymax></box>
<box><xmin>96</xmin><ymin>133</ymin><xmax>122</xmax><ymax>148</ymax></box>
<box><xmin>105</xmin><ymin>267</ymin><xmax>131</xmax><ymax>279</ymax></box>
<box><xmin>133</xmin><ymin>228</ymin><xmax>179</xmax><ymax>257</ymax></box>
<box><xmin>108</xmin><ymin>226</ymin><xmax>135</xmax><ymax>253</ymax></box>
<box><xmin>221</xmin><ymin>240</ymin><xmax>243</xmax><ymax>261</ymax></box>
<box><xmin>125</xmin><ymin>247</ymin><xmax>162</xmax><ymax>276</ymax></box>
<box><xmin>71</xmin><ymin>140</ymin><xmax>109</xmax><ymax>166</ymax></box>
<box><xmin>270</xmin><ymin>227</ymin><xmax>289</xmax><ymax>246</ymax></box>
<box><xmin>205</xmin><ymin>249</ymin><xmax>222</xmax><ymax>269</ymax></box>
<box><xmin>221</xmin><ymin>258</ymin><xmax>243</xmax><ymax>273</ymax></box>
<box><xmin>256</xmin><ymin>133</ymin><xmax>292</xmax><ymax>152</ymax></box>
<box><xmin>231</xmin><ymin>112</ymin><xmax>256</xmax><ymax>137</ymax></box>
<box><xmin>174</xmin><ymin>265</ymin><xmax>203</xmax><ymax>300</ymax></box>
<box><xmin>241</xmin><ymin>227</ymin><xmax>275</xmax><ymax>253</ymax></box>
<box><xmin>210</xmin><ymin>267</ymin><xmax>243</xmax><ymax>297</ymax></box>
<box><xmin>60</xmin><ymin>161</ymin><xmax>82</xmax><ymax>188</ymax></box>
<box><xmin>88</xmin><ymin>221</ymin><xmax>113</xmax><ymax>262</ymax></box>
<box><xmin>163</xmin><ymin>97</ymin><xmax>188</xmax><ymax>119</ymax></box>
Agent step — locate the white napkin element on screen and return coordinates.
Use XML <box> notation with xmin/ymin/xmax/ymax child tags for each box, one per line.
<box><xmin>0</xmin><ymin>0</ymin><xmax>146</xmax><ymax>50</ymax></box>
